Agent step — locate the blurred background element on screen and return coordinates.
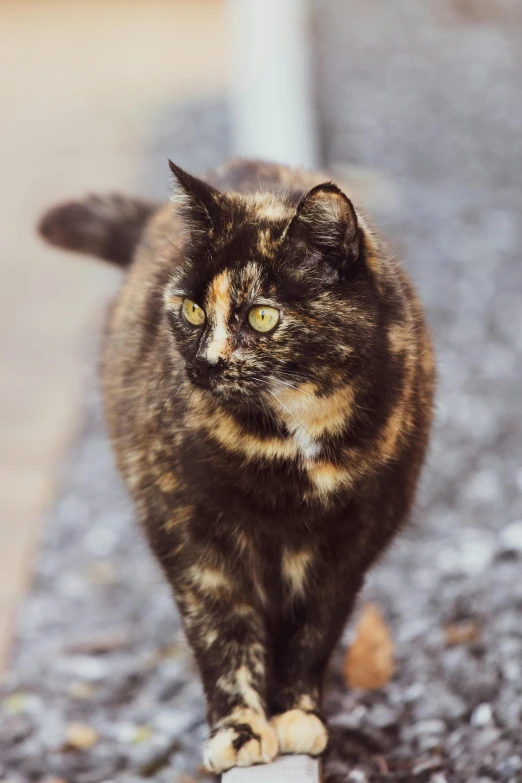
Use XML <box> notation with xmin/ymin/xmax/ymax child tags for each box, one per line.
<box><xmin>1</xmin><ymin>1</ymin><xmax>522</xmax><ymax>780</ymax></box>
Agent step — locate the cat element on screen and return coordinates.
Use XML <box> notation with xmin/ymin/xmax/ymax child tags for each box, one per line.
<box><xmin>39</xmin><ymin>158</ymin><xmax>435</xmax><ymax>773</ymax></box>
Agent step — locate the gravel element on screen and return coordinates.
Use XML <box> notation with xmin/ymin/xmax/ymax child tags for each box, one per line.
<box><xmin>2</xmin><ymin>1</ymin><xmax>522</xmax><ymax>781</ymax></box>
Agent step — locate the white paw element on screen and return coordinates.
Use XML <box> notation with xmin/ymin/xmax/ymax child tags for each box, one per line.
<box><xmin>271</xmin><ymin>709</ymin><xmax>328</xmax><ymax>756</ymax></box>
<box><xmin>204</xmin><ymin>710</ymin><xmax>279</xmax><ymax>773</ymax></box>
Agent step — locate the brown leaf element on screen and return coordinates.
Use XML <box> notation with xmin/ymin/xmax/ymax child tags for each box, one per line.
<box><xmin>444</xmin><ymin>620</ymin><xmax>480</xmax><ymax>647</ymax></box>
<box><xmin>344</xmin><ymin>603</ymin><xmax>394</xmax><ymax>690</ymax></box>
<box><xmin>64</xmin><ymin>629</ymin><xmax>130</xmax><ymax>655</ymax></box>
<box><xmin>67</xmin><ymin>681</ymin><xmax>96</xmax><ymax>700</ymax></box>
<box><xmin>63</xmin><ymin>722</ymin><xmax>98</xmax><ymax>751</ymax></box>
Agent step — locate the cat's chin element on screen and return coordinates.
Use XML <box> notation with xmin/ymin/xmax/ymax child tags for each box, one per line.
<box><xmin>189</xmin><ymin>379</ymin><xmax>250</xmax><ymax>405</ymax></box>
<box><xmin>202</xmin><ymin>382</ymin><xmax>267</xmax><ymax>412</ymax></box>
<box><xmin>212</xmin><ymin>385</ymin><xmax>256</xmax><ymax>405</ymax></box>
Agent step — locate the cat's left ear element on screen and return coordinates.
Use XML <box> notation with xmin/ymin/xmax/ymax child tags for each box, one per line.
<box><xmin>168</xmin><ymin>160</ymin><xmax>222</xmax><ymax>236</ymax></box>
<box><xmin>284</xmin><ymin>183</ymin><xmax>361</xmax><ymax>277</ymax></box>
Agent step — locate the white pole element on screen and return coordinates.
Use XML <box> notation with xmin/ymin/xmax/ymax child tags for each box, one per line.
<box><xmin>222</xmin><ymin>754</ymin><xmax>320</xmax><ymax>783</ymax></box>
<box><xmin>225</xmin><ymin>0</ymin><xmax>318</xmax><ymax>169</ymax></box>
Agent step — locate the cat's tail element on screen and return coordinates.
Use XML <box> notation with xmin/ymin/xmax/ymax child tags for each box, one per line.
<box><xmin>38</xmin><ymin>193</ymin><xmax>160</xmax><ymax>267</ymax></box>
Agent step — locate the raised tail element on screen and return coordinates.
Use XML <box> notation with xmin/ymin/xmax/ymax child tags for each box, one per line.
<box><xmin>38</xmin><ymin>193</ymin><xmax>160</xmax><ymax>267</ymax></box>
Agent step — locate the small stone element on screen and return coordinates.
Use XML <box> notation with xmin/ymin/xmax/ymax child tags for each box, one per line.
<box><xmin>83</xmin><ymin>526</ymin><xmax>118</xmax><ymax>556</ymax></box>
<box><xmin>153</xmin><ymin>708</ymin><xmax>199</xmax><ymax>735</ymax></box>
<box><xmin>499</xmin><ymin>521</ymin><xmax>522</xmax><ymax>552</ymax></box>
<box><xmin>471</xmin><ymin>703</ymin><xmax>493</xmax><ymax>727</ymax></box>
<box><xmin>459</xmin><ymin>539</ymin><xmax>494</xmax><ymax>574</ymax></box>
<box><xmin>114</xmin><ymin>722</ymin><xmax>153</xmax><ymax>744</ymax></box>
<box><xmin>414</xmin><ymin>684</ymin><xmax>467</xmax><ymax>722</ymax></box>
<box><xmin>64</xmin><ymin>722</ymin><xmax>99</xmax><ymax>750</ymax></box>
<box><xmin>411</xmin><ymin>719</ymin><xmax>447</xmax><ymax>736</ymax></box>
<box><xmin>57</xmin><ymin>655</ymin><xmax>110</xmax><ymax>681</ymax></box>
<box><xmin>497</xmin><ymin>756</ymin><xmax>522</xmax><ymax>777</ymax></box>
<box><xmin>403</xmin><ymin>682</ymin><xmax>425</xmax><ymax>702</ymax></box>
<box><xmin>412</xmin><ymin>755</ymin><xmax>443</xmax><ymax>774</ymax></box>
<box><xmin>464</xmin><ymin>469</ymin><xmax>500</xmax><ymax>505</ymax></box>
<box><xmin>436</xmin><ymin>539</ymin><xmax>493</xmax><ymax>575</ymax></box>
<box><xmin>114</xmin><ymin>722</ymin><xmax>140</xmax><ymax>743</ymax></box>
<box><xmin>367</xmin><ymin>704</ymin><xmax>398</xmax><ymax>729</ymax></box>
<box><xmin>473</xmin><ymin>728</ymin><xmax>501</xmax><ymax>750</ymax></box>
<box><xmin>418</xmin><ymin>735</ymin><xmax>443</xmax><ymax>752</ymax></box>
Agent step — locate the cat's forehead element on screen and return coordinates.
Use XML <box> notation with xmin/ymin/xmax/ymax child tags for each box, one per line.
<box><xmin>204</xmin><ymin>261</ymin><xmax>266</xmax><ymax>314</ymax></box>
<box><xmin>222</xmin><ymin>191</ymin><xmax>294</xmax><ymax>258</ymax></box>
<box><xmin>202</xmin><ymin>194</ymin><xmax>294</xmax><ymax>309</ymax></box>
<box><xmin>243</xmin><ymin>191</ymin><xmax>293</xmax><ymax>222</ymax></box>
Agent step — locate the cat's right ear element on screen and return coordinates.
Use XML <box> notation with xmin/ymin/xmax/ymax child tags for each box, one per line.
<box><xmin>168</xmin><ymin>161</ymin><xmax>223</xmax><ymax>237</ymax></box>
<box><xmin>284</xmin><ymin>182</ymin><xmax>362</xmax><ymax>280</ymax></box>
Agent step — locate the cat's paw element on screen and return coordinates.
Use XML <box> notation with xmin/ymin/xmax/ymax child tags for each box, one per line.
<box><xmin>204</xmin><ymin>709</ymin><xmax>279</xmax><ymax>773</ymax></box>
<box><xmin>271</xmin><ymin>709</ymin><xmax>328</xmax><ymax>756</ymax></box>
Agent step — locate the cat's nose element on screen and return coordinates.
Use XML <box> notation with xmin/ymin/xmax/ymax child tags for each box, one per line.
<box><xmin>193</xmin><ymin>356</ymin><xmax>225</xmax><ymax>387</ymax></box>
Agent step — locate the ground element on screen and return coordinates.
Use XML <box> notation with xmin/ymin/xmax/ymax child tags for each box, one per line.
<box><xmin>1</xmin><ymin>1</ymin><xmax>522</xmax><ymax>781</ymax></box>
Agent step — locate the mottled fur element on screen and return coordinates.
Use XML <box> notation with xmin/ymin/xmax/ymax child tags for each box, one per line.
<box><xmin>39</xmin><ymin>159</ymin><xmax>435</xmax><ymax>773</ymax></box>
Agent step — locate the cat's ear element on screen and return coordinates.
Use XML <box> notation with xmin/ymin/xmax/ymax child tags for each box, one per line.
<box><xmin>168</xmin><ymin>160</ymin><xmax>222</xmax><ymax>234</ymax></box>
<box><xmin>285</xmin><ymin>183</ymin><xmax>361</xmax><ymax>276</ymax></box>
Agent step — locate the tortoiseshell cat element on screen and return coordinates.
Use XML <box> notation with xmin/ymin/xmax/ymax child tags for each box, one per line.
<box><xmin>39</xmin><ymin>159</ymin><xmax>435</xmax><ymax>773</ymax></box>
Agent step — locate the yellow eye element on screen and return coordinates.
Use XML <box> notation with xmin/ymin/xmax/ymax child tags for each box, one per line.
<box><xmin>182</xmin><ymin>298</ymin><xmax>205</xmax><ymax>327</ymax></box>
<box><xmin>248</xmin><ymin>305</ymin><xmax>280</xmax><ymax>333</ymax></box>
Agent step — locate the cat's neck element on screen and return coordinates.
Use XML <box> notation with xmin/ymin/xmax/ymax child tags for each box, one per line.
<box><xmin>205</xmin><ymin>380</ymin><xmax>357</xmax><ymax>454</ymax></box>
<box><xmin>267</xmin><ymin>381</ymin><xmax>356</xmax><ymax>443</ymax></box>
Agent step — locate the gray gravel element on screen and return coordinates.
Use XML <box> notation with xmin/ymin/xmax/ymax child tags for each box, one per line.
<box><xmin>2</xmin><ymin>1</ymin><xmax>522</xmax><ymax>781</ymax></box>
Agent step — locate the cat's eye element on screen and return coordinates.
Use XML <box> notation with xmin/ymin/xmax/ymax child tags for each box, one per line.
<box><xmin>248</xmin><ymin>305</ymin><xmax>280</xmax><ymax>333</ymax></box>
<box><xmin>182</xmin><ymin>298</ymin><xmax>206</xmax><ymax>327</ymax></box>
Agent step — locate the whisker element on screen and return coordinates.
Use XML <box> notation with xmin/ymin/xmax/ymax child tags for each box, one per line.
<box><xmin>181</xmin><ymin>385</ymin><xmax>198</xmax><ymax>423</ymax></box>
<box><xmin>268</xmin><ymin>376</ymin><xmax>314</xmax><ymax>398</ymax></box>
<box><xmin>157</xmin><ymin>379</ymin><xmax>189</xmax><ymax>432</ymax></box>
<box><xmin>267</xmin><ymin>389</ymin><xmax>315</xmax><ymax>442</ymax></box>
<box><xmin>133</xmin><ymin>368</ymin><xmax>172</xmax><ymax>418</ymax></box>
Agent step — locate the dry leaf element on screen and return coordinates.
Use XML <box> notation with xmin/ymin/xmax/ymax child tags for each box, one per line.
<box><xmin>133</xmin><ymin>725</ymin><xmax>154</xmax><ymax>744</ymax></box>
<box><xmin>64</xmin><ymin>722</ymin><xmax>98</xmax><ymax>750</ymax></box>
<box><xmin>344</xmin><ymin>603</ymin><xmax>394</xmax><ymax>690</ymax></box>
<box><xmin>65</xmin><ymin>629</ymin><xmax>129</xmax><ymax>655</ymax></box>
<box><xmin>67</xmin><ymin>681</ymin><xmax>96</xmax><ymax>700</ymax></box>
<box><xmin>444</xmin><ymin>620</ymin><xmax>480</xmax><ymax>646</ymax></box>
<box><xmin>3</xmin><ymin>692</ymin><xmax>29</xmax><ymax>714</ymax></box>
<box><xmin>177</xmin><ymin>774</ymin><xmax>198</xmax><ymax>783</ymax></box>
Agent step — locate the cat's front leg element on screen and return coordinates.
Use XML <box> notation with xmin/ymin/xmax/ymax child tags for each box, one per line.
<box><xmin>270</xmin><ymin>578</ymin><xmax>362</xmax><ymax>758</ymax></box>
<box><xmin>270</xmin><ymin>619</ymin><xmax>330</xmax><ymax>759</ymax></box>
<box><xmin>173</xmin><ymin>578</ymin><xmax>278</xmax><ymax>773</ymax></box>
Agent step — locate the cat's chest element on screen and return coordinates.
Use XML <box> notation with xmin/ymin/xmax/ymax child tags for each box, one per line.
<box><xmin>180</xmin><ymin>424</ymin><xmax>351</xmax><ymax>512</ymax></box>
<box><xmin>177</xmin><ymin>390</ymin><xmax>357</xmax><ymax>507</ymax></box>
<box><xmin>285</xmin><ymin>419</ymin><xmax>322</xmax><ymax>460</ymax></box>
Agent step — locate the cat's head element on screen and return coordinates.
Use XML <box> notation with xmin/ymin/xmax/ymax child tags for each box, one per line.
<box><xmin>164</xmin><ymin>162</ymin><xmax>383</xmax><ymax>410</ymax></box>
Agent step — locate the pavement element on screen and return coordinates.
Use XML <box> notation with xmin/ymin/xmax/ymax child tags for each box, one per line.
<box><xmin>1</xmin><ymin>0</ymin><xmax>522</xmax><ymax>781</ymax></box>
